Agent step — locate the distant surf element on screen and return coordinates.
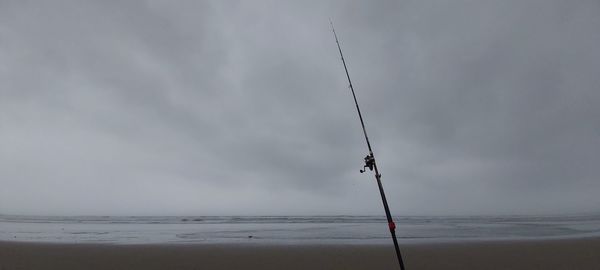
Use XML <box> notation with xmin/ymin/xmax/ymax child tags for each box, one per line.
<box><xmin>2</xmin><ymin>214</ymin><xmax>600</xmax><ymax>244</ymax></box>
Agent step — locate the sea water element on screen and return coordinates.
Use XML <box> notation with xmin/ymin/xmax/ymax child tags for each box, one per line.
<box><xmin>1</xmin><ymin>215</ymin><xmax>600</xmax><ymax>244</ymax></box>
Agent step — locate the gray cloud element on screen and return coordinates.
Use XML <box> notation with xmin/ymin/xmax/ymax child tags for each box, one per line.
<box><xmin>1</xmin><ymin>1</ymin><xmax>599</xmax><ymax>216</ymax></box>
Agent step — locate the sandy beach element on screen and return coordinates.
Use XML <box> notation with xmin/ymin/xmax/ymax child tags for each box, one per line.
<box><xmin>1</xmin><ymin>238</ymin><xmax>599</xmax><ymax>270</ymax></box>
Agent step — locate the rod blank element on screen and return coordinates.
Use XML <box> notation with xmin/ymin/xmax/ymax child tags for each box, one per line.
<box><xmin>330</xmin><ymin>19</ymin><xmax>407</xmax><ymax>270</ymax></box>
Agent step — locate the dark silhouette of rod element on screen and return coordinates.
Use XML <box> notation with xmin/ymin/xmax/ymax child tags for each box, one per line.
<box><xmin>330</xmin><ymin>19</ymin><xmax>406</xmax><ymax>270</ymax></box>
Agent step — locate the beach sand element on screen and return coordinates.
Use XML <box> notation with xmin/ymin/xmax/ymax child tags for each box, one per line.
<box><xmin>1</xmin><ymin>238</ymin><xmax>599</xmax><ymax>270</ymax></box>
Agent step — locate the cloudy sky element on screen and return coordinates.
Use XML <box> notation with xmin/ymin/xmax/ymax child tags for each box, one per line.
<box><xmin>1</xmin><ymin>1</ymin><xmax>599</xmax><ymax>216</ymax></box>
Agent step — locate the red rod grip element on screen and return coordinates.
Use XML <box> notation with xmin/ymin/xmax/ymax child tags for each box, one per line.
<box><xmin>388</xmin><ymin>221</ymin><xmax>396</xmax><ymax>231</ymax></box>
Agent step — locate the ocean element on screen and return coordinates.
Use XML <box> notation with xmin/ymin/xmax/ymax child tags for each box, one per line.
<box><xmin>1</xmin><ymin>214</ymin><xmax>600</xmax><ymax>245</ymax></box>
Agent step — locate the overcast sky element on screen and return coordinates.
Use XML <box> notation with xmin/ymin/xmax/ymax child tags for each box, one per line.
<box><xmin>1</xmin><ymin>1</ymin><xmax>599</xmax><ymax>216</ymax></box>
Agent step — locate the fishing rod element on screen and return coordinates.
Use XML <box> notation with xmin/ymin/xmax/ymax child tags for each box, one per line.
<box><xmin>330</xmin><ymin>20</ymin><xmax>406</xmax><ymax>270</ymax></box>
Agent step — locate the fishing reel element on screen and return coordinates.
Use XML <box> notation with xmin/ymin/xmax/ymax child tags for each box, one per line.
<box><xmin>360</xmin><ymin>154</ymin><xmax>375</xmax><ymax>173</ymax></box>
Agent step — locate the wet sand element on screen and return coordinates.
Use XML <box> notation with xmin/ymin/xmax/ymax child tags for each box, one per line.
<box><xmin>1</xmin><ymin>238</ymin><xmax>599</xmax><ymax>270</ymax></box>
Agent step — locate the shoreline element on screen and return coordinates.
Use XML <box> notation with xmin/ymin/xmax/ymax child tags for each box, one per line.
<box><xmin>1</xmin><ymin>237</ymin><xmax>600</xmax><ymax>269</ymax></box>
